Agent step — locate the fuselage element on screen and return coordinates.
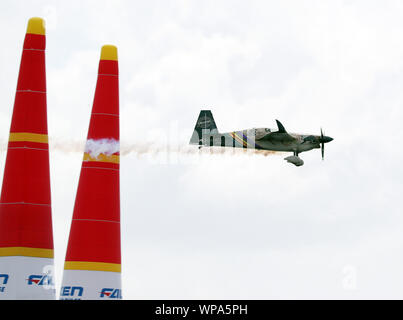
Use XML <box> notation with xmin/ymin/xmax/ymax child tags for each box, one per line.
<box><xmin>194</xmin><ymin>127</ymin><xmax>322</xmax><ymax>154</ymax></box>
<box><xmin>189</xmin><ymin>111</ymin><xmax>333</xmax><ymax>166</ymax></box>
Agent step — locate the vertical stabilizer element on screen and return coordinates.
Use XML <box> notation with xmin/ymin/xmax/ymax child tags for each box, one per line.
<box><xmin>60</xmin><ymin>45</ymin><xmax>121</xmax><ymax>300</ymax></box>
<box><xmin>0</xmin><ymin>18</ymin><xmax>55</xmax><ymax>300</ymax></box>
<box><xmin>189</xmin><ymin>110</ymin><xmax>219</xmax><ymax>145</ymax></box>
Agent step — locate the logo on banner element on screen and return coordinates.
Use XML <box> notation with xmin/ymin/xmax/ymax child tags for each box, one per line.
<box><xmin>100</xmin><ymin>288</ymin><xmax>122</xmax><ymax>299</ymax></box>
<box><xmin>0</xmin><ymin>274</ymin><xmax>9</xmax><ymax>293</ymax></box>
<box><xmin>60</xmin><ymin>286</ymin><xmax>84</xmax><ymax>299</ymax></box>
<box><xmin>27</xmin><ymin>274</ymin><xmax>54</xmax><ymax>286</ymax></box>
<box><xmin>26</xmin><ymin>265</ymin><xmax>55</xmax><ymax>292</ymax></box>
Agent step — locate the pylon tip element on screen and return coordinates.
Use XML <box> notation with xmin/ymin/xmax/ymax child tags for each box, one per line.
<box><xmin>27</xmin><ymin>17</ymin><xmax>45</xmax><ymax>35</ymax></box>
<box><xmin>100</xmin><ymin>45</ymin><xmax>118</xmax><ymax>61</ymax></box>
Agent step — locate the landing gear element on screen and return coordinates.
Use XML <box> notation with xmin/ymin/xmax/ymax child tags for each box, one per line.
<box><xmin>286</xmin><ymin>150</ymin><xmax>304</xmax><ymax>166</ymax></box>
<box><xmin>285</xmin><ymin>155</ymin><xmax>304</xmax><ymax>167</ymax></box>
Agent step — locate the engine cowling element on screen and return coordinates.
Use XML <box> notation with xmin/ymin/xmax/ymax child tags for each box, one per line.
<box><xmin>284</xmin><ymin>155</ymin><xmax>304</xmax><ymax>167</ymax></box>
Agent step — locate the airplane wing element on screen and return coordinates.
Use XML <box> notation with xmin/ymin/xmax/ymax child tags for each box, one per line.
<box><xmin>256</xmin><ymin>120</ymin><xmax>297</xmax><ymax>143</ymax></box>
<box><xmin>256</xmin><ymin>131</ymin><xmax>296</xmax><ymax>142</ymax></box>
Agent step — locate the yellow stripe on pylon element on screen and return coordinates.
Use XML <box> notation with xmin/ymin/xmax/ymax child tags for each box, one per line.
<box><xmin>64</xmin><ymin>261</ymin><xmax>121</xmax><ymax>273</ymax></box>
<box><xmin>0</xmin><ymin>247</ymin><xmax>54</xmax><ymax>258</ymax></box>
<box><xmin>9</xmin><ymin>132</ymin><xmax>48</xmax><ymax>144</ymax></box>
<box><xmin>83</xmin><ymin>153</ymin><xmax>120</xmax><ymax>164</ymax></box>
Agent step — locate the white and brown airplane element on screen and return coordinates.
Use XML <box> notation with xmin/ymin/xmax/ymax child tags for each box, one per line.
<box><xmin>189</xmin><ymin>110</ymin><xmax>333</xmax><ymax>166</ymax></box>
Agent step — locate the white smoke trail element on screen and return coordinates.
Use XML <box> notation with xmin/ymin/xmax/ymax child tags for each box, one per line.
<box><xmin>119</xmin><ymin>142</ymin><xmax>283</xmax><ymax>158</ymax></box>
<box><xmin>49</xmin><ymin>139</ymin><xmax>85</xmax><ymax>154</ymax></box>
<box><xmin>85</xmin><ymin>138</ymin><xmax>120</xmax><ymax>158</ymax></box>
<box><xmin>0</xmin><ymin>137</ymin><xmax>283</xmax><ymax>159</ymax></box>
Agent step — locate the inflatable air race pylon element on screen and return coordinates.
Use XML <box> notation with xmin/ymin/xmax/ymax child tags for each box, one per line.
<box><xmin>0</xmin><ymin>17</ymin><xmax>55</xmax><ymax>300</ymax></box>
<box><xmin>60</xmin><ymin>45</ymin><xmax>121</xmax><ymax>300</ymax></box>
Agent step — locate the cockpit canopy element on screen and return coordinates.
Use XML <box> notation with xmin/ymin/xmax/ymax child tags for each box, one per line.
<box><xmin>254</xmin><ymin>127</ymin><xmax>273</xmax><ymax>140</ymax></box>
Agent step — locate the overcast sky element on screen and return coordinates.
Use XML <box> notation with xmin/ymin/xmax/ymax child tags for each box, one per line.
<box><xmin>1</xmin><ymin>0</ymin><xmax>403</xmax><ymax>299</ymax></box>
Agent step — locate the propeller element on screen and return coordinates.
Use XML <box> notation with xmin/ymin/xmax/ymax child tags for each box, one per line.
<box><xmin>303</xmin><ymin>128</ymin><xmax>333</xmax><ymax>160</ymax></box>
<box><xmin>321</xmin><ymin>128</ymin><xmax>324</xmax><ymax>160</ymax></box>
<box><xmin>319</xmin><ymin>128</ymin><xmax>334</xmax><ymax>160</ymax></box>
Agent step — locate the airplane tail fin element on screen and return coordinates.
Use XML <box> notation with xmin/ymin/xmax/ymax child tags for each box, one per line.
<box><xmin>189</xmin><ymin>110</ymin><xmax>219</xmax><ymax>145</ymax></box>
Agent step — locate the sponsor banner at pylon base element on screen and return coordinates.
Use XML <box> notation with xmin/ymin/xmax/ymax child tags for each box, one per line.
<box><xmin>60</xmin><ymin>270</ymin><xmax>122</xmax><ymax>300</ymax></box>
<box><xmin>0</xmin><ymin>256</ymin><xmax>55</xmax><ymax>300</ymax></box>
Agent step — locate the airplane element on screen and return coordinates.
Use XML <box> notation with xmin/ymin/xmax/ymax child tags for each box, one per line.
<box><xmin>189</xmin><ymin>110</ymin><xmax>333</xmax><ymax>166</ymax></box>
